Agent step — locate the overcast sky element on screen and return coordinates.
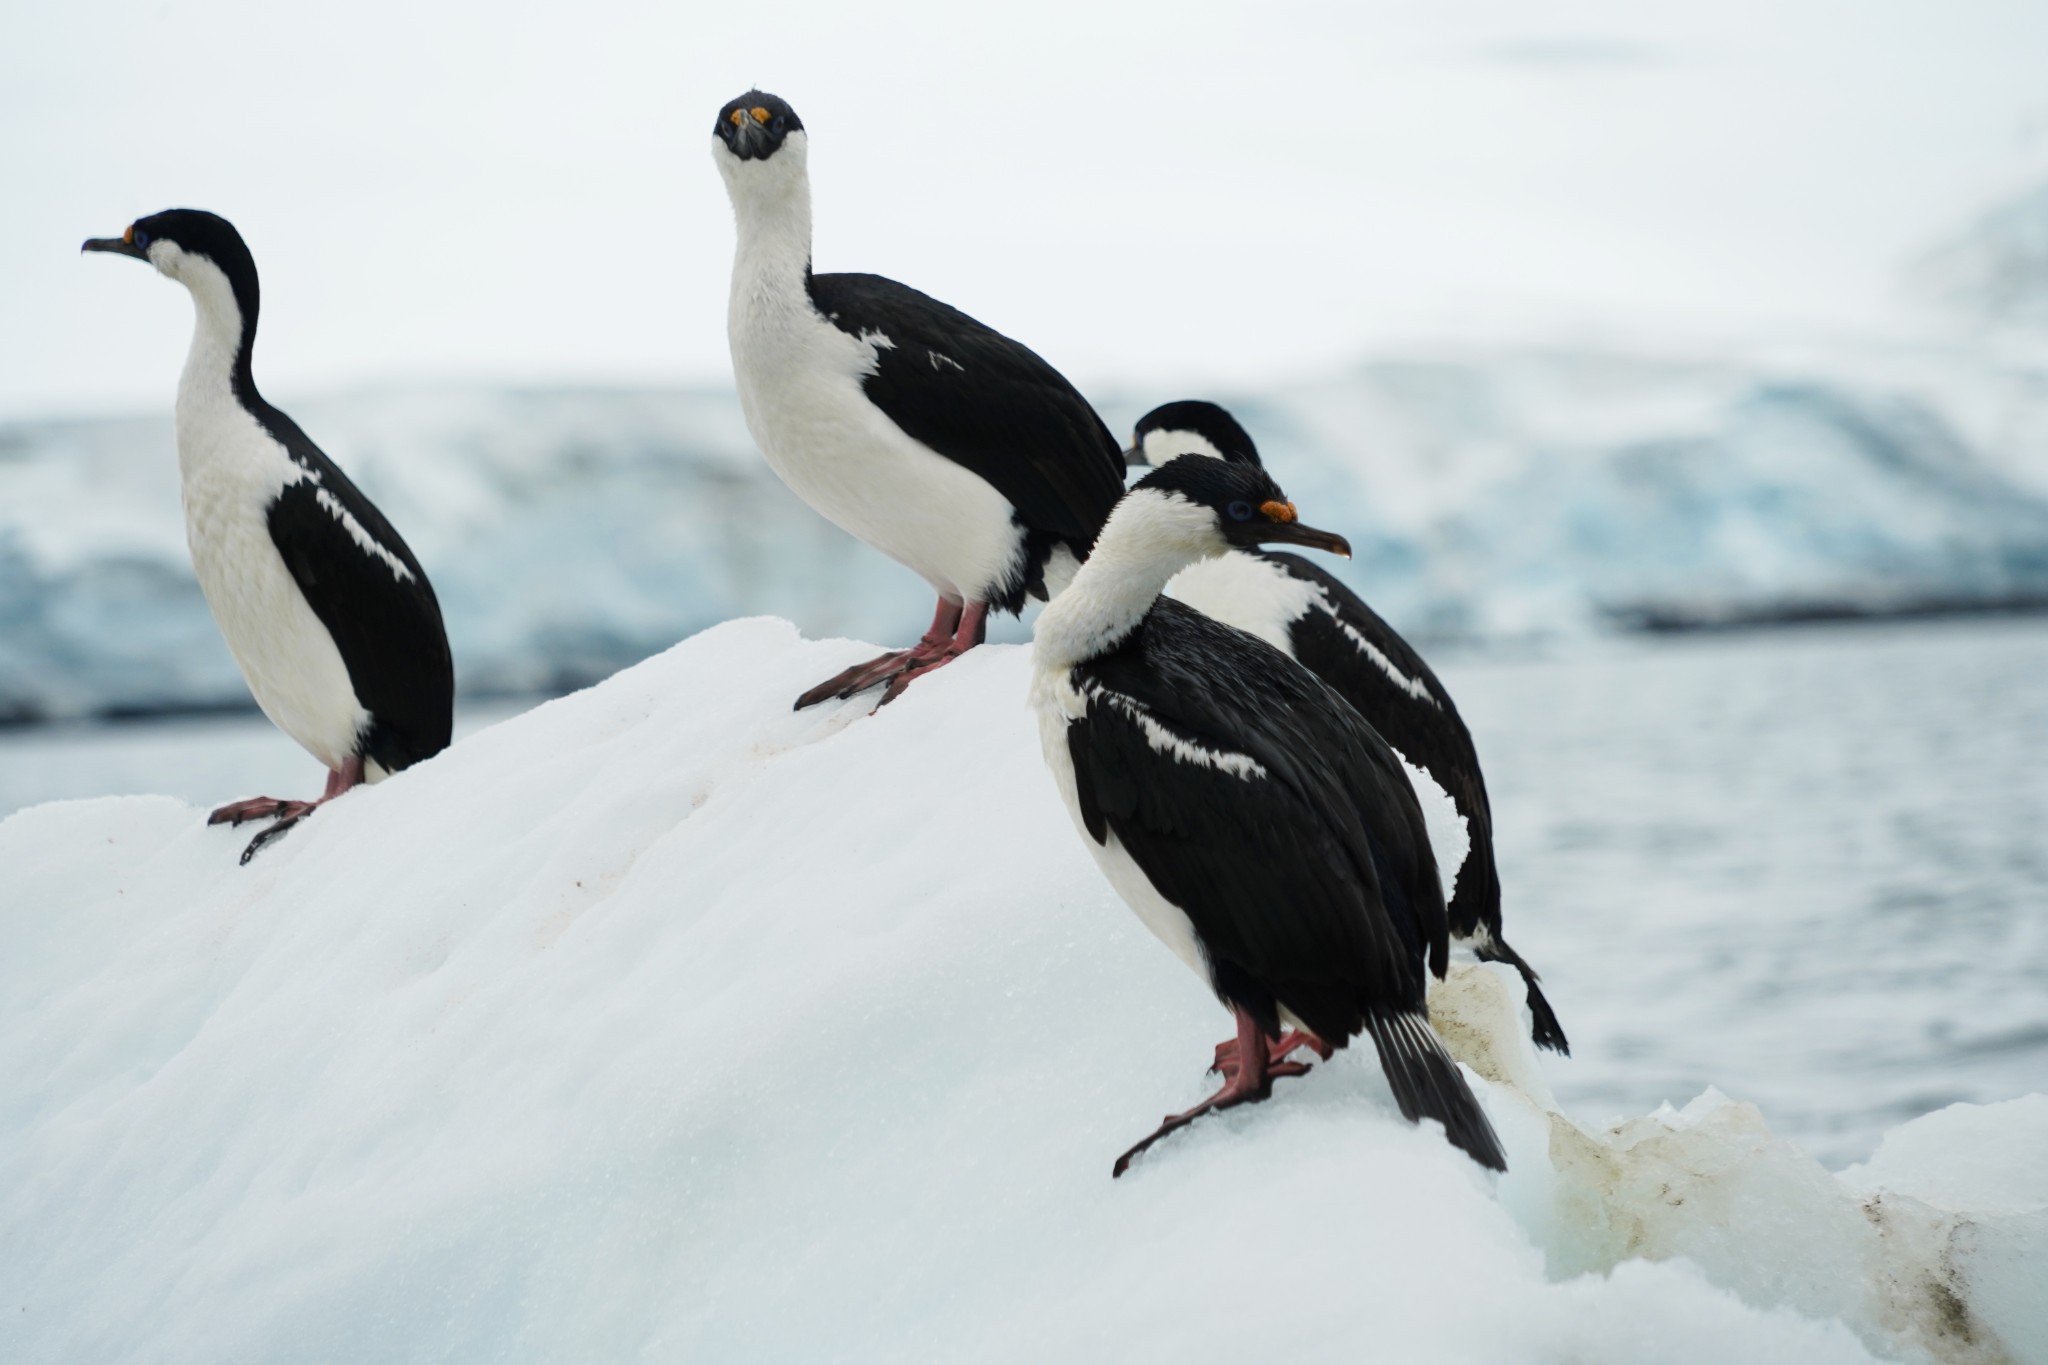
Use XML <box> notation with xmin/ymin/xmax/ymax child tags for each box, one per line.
<box><xmin>3</xmin><ymin>0</ymin><xmax>2044</xmax><ymax>421</ymax></box>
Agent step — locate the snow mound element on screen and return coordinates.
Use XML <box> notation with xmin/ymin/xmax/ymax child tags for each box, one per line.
<box><xmin>2</xmin><ymin>621</ymin><xmax>2041</xmax><ymax>1364</ymax></box>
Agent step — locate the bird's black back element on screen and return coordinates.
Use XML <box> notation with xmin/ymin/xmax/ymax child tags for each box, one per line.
<box><xmin>806</xmin><ymin>271</ymin><xmax>1125</xmax><ymax>609</ymax></box>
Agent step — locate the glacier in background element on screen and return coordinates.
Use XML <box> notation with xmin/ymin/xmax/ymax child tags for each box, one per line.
<box><xmin>4</xmin><ymin>337</ymin><xmax>2048</xmax><ymax>721</ymax></box>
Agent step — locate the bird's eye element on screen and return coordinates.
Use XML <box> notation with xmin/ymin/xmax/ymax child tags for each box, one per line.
<box><xmin>133</xmin><ymin>229</ymin><xmax>151</xmax><ymax>250</ymax></box>
<box><xmin>770</xmin><ymin>113</ymin><xmax>788</xmax><ymax>134</ymax></box>
<box><xmin>1227</xmin><ymin>500</ymin><xmax>1254</xmax><ymax>522</ymax></box>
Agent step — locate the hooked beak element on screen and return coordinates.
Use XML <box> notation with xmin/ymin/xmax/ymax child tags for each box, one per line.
<box><xmin>1259</xmin><ymin>521</ymin><xmax>1352</xmax><ymax>558</ymax></box>
<box><xmin>82</xmin><ymin>234</ymin><xmax>148</xmax><ymax>261</ymax></box>
<box><xmin>1227</xmin><ymin>500</ymin><xmax>1352</xmax><ymax>558</ymax></box>
<box><xmin>723</xmin><ymin>108</ymin><xmax>774</xmax><ymax>160</ymax></box>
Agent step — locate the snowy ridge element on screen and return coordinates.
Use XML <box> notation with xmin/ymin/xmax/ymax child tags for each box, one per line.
<box><xmin>6</xmin><ymin>339</ymin><xmax>2048</xmax><ymax>721</ymax></box>
<box><xmin>2</xmin><ymin>620</ymin><xmax>2040</xmax><ymax>1364</ymax></box>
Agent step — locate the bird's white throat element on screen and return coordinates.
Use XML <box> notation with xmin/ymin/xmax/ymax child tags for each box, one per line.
<box><xmin>717</xmin><ymin>131</ymin><xmax>815</xmax><ymax>306</ymax></box>
<box><xmin>159</xmin><ymin>249</ymin><xmax>253</xmax><ymax>471</ymax></box>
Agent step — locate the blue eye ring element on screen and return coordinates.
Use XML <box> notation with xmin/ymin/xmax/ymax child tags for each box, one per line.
<box><xmin>1226</xmin><ymin>500</ymin><xmax>1254</xmax><ymax>522</ymax></box>
<box><xmin>132</xmin><ymin>228</ymin><xmax>151</xmax><ymax>250</ymax></box>
<box><xmin>770</xmin><ymin>113</ymin><xmax>788</xmax><ymax>134</ymax></box>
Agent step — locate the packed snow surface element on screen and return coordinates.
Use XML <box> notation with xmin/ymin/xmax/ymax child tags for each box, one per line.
<box><xmin>3</xmin><ymin>620</ymin><xmax>2042</xmax><ymax>1363</ymax></box>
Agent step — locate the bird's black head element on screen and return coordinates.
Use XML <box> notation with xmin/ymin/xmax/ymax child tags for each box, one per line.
<box><xmin>82</xmin><ymin>209</ymin><xmax>260</xmax><ymax>323</ymax></box>
<box><xmin>1131</xmin><ymin>455</ymin><xmax>1350</xmax><ymax>557</ymax></box>
<box><xmin>713</xmin><ymin>90</ymin><xmax>804</xmax><ymax>162</ymax></box>
<box><xmin>1127</xmin><ymin>399</ymin><xmax>1262</xmax><ymax>471</ymax></box>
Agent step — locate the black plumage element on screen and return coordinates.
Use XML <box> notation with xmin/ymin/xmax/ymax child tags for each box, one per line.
<box><xmin>805</xmin><ymin>271</ymin><xmax>1126</xmax><ymax>611</ymax></box>
<box><xmin>1039</xmin><ymin>457</ymin><xmax>1508</xmax><ymax>1171</ymax></box>
<box><xmin>1064</xmin><ymin>597</ymin><xmax>1507</xmax><ymax>1172</ymax></box>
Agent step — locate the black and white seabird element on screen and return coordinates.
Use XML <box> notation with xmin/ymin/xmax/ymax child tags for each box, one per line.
<box><xmin>1032</xmin><ymin>457</ymin><xmax>1508</xmax><ymax>1176</ymax></box>
<box><xmin>713</xmin><ymin>91</ymin><xmax>1125</xmax><ymax>709</ymax></box>
<box><xmin>84</xmin><ymin>210</ymin><xmax>453</xmax><ymax>862</ymax></box>
<box><xmin>1128</xmin><ymin>401</ymin><xmax>1568</xmax><ymax>1054</ymax></box>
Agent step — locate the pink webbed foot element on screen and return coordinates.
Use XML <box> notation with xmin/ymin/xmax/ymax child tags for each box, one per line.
<box><xmin>793</xmin><ymin>648</ymin><xmax>925</xmax><ymax>709</ymax></box>
<box><xmin>875</xmin><ymin>601</ymin><xmax>989</xmax><ymax>708</ymax></box>
<box><xmin>208</xmin><ymin>796</ymin><xmax>316</xmax><ymax>827</ymax></box>
<box><xmin>793</xmin><ymin>598</ymin><xmax>991</xmax><ymax>711</ymax></box>
<box><xmin>1211</xmin><ymin>1028</ymin><xmax>1334</xmax><ymax>1079</ymax></box>
<box><xmin>794</xmin><ymin>599</ymin><xmax>964</xmax><ymax>710</ymax></box>
<box><xmin>236</xmin><ymin>812</ymin><xmax>312</xmax><ymax>865</ymax></box>
<box><xmin>211</xmin><ymin>757</ymin><xmax>364</xmax><ymax>865</ymax></box>
<box><xmin>1113</xmin><ymin>1009</ymin><xmax>1310</xmax><ymax>1178</ymax></box>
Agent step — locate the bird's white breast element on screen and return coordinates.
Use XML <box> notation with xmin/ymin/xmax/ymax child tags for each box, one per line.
<box><xmin>176</xmin><ymin>382</ymin><xmax>366</xmax><ymax>773</ymax></box>
<box><xmin>727</xmin><ymin>274</ymin><xmax>1025</xmax><ymax>605</ymax></box>
<box><xmin>1165</xmin><ymin>551</ymin><xmax>1321</xmax><ymax>654</ymax></box>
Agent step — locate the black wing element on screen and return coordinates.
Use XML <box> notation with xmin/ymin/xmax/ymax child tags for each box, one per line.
<box><xmin>255</xmin><ymin>400</ymin><xmax>454</xmax><ymax>774</ymax></box>
<box><xmin>1260</xmin><ymin>552</ymin><xmax>1499</xmax><ymax>938</ymax></box>
<box><xmin>1265</xmin><ymin>552</ymin><xmax>1568</xmax><ymax>1053</ymax></box>
<box><xmin>806</xmin><ymin>272</ymin><xmax>1125</xmax><ymax>551</ymax></box>
<box><xmin>1065</xmin><ymin>598</ymin><xmax>1445</xmax><ymax>1043</ymax></box>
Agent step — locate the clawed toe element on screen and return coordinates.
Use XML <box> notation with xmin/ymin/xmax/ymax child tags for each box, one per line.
<box><xmin>208</xmin><ymin>796</ymin><xmax>312</xmax><ymax>827</ymax></box>
<box><xmin>876</xmin><ymin>649</ymin><xmax>965</xmax><ymax>707</ymax></box>
<box><xmin>794</xmin><ymin>652</ymin><xmax>916</xmax><ymax>709</ymax></box>
<box><xmin>1122</xmin><ymin>1015</ymin><xmax>1327</xmax><ymax>1178</ymax></box>
<box><xmin>1213</xmin><ymin>1053</ymin><xmax>1314</xmax><ymax>1085</ymax></box>
<box><xmin>1210</xmin><ymin>1028</ymin><xmax>1332</xmax><ymax>1075</ymax></box>
<box><xmin>1112</xmin><ymin>1071</ymin><xmax>1280</xmax><ymax>1179</ymax></box>
<box><xmin>1119</xmin><ymin>1012</ymin><xmax>1321</xmax><ymax>1177</ymax></box>
<box><xmin>794</xmin><ymin>599</ymin><xmax>992</xmax><ymax>710</ymax></box>
<box><xmin>239</xmin><ymin>813</ymin><xmax>309</xmax><ymax>865</ymax></box>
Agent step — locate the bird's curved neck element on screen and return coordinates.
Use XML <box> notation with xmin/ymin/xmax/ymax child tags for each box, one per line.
<box><xmin>176</xmin><ymin>265</ymin><xmax>260</xmax><ymax>415</ymax></box>
<box><xmin>1036</xmin><ymin>501</ymin><xmax>1206</xmax><ymax>669</ymax></box>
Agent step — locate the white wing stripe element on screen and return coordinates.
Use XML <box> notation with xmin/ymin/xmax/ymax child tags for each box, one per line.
<box><xmin>1080</xmin><ymin>681</ymin><xmax>1268</xmax><ymax>781</ymax></box>
<box><xmin>310</xmin><ymin>484</ymin><xmax>416</xmax><ymax>584</ymax></box>
<box><xmin>1312</xmin><ymin>593</ymin><xmax>1438</xmax><ymax>706</ymax></box>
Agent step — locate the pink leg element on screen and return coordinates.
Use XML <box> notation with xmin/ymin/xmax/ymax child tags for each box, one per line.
<box><xmin>793</xmin><ymin>598</ymin><xmax>965</xmax><ymax>710</ymax></box>
<box><xmin>213</xmin><ymin>755</ymin><xmax>366</xmax><ymax>865</ymax></box>
<box><xmin>1112</xmin><ymin>1008</ymin><xmax>1312</xmax><ymax>1178</ymax></box>
<box><xmin>1212</xmin><ymin>1028</ymin><xmax>1334</xmax><ymax>1077</ymax></box>
<box><xmin>875</xmin><ymin>600</ymin><xmax>991</xmax><ymax>707</ymax></box>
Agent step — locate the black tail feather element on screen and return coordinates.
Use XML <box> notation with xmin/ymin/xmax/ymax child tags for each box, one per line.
<box><xmin>1363</xmin><ymin>1010</ymin><xmax>1508</xmax><ymax>1172</ymax></box>
<box><xmin>1474</xmin><ymin>938</ymin><xmax>1570</xmax><ymax>1055</ymax></box>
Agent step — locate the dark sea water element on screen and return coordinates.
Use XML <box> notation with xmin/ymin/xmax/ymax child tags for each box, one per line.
<box><xmin>3</xmin><ymin>617</ymin><xmax>2042</xmax><ymax>1167</ymax></box>
<box><xmin>1456</xmin><ymin>616</ymin><xmax>2048</xmax><ymax>1166</ymax></box>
